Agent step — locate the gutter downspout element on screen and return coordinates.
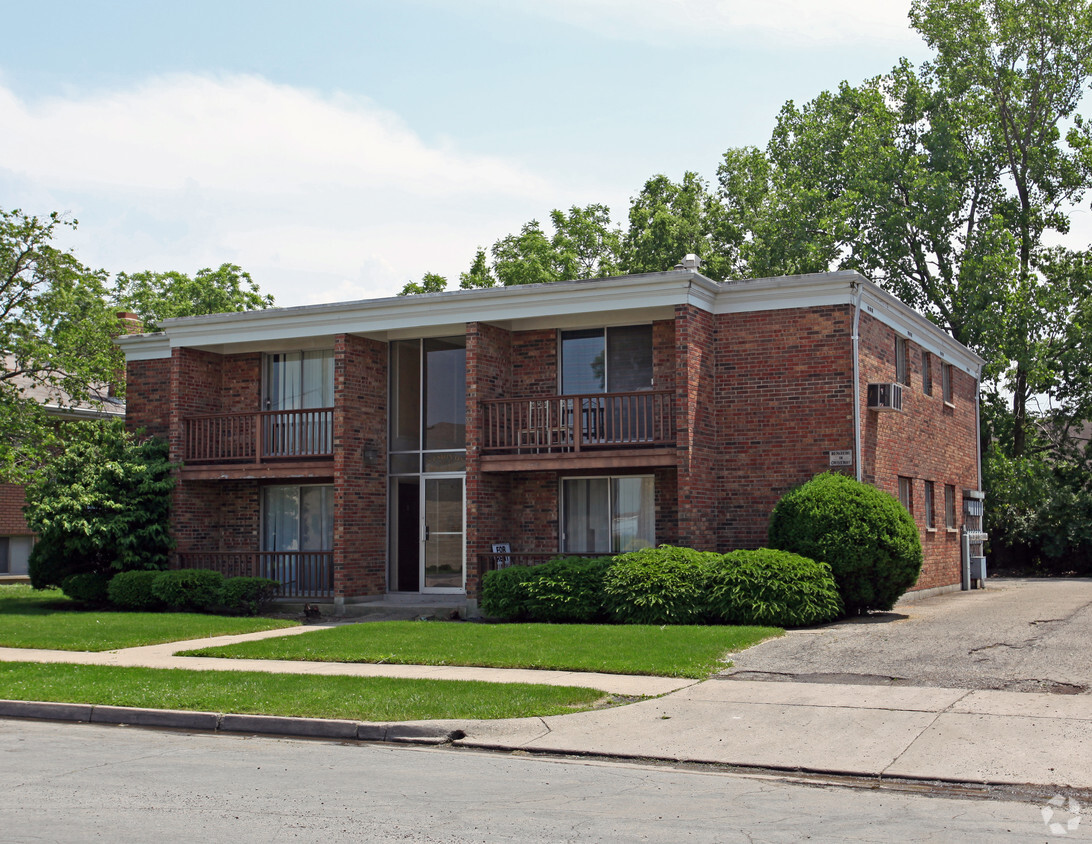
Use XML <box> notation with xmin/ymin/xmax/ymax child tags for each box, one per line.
<box><xmin>975</xmin><ymin>367</ymin><xmax>983</xmax><ymax>492</ymax></box>
<box><xmin>851</xmin><ymin>282</ymin><xmax>864</xmax><ymax>482</ymax></box>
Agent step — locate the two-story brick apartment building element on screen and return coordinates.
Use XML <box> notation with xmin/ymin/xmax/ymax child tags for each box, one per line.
<box><xmin>117</xmin><ymin>267</ymin><xmax>984</xmax><ymax>613</ymax></box>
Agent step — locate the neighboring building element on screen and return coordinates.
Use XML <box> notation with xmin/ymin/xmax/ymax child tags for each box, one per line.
<box><xmin>0</xmin><ymin>357</ymin><xmax>126</xmax><ymax>577</ymax></box>
<box><xmin>116</xmin><ymin>267</ymin><xmax>984</xmax><ymax>611</ymax></box>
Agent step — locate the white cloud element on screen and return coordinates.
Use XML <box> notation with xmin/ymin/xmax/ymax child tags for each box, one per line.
<box><xmin>495</xmin><ymin>0</ymin><xmax>920</xmax><ymax>47</ymax></box>
<box><xmin>0</xmin><ymin>75</ymin><xmax>558</xmax><ymax>305</ymax></box>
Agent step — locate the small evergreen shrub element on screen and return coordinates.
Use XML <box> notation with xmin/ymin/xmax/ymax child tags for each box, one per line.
<box><xmin>220</xmin><ymin>577</ymin><xmax>281</xmax><ymax>615</ymax></box>
<box><xmin>480</xmin><ymin>565</ymin><xmax>536</xmax><ymax>620</ymax></box>
<box><xmin>768</xmin><ymin>472</ymin><xmax>923</xmax><ymax>613</ymax></box>
<box><xmin>602</xmin><ymin>546</ymin><xmax>719</xmax><ymax>625</ymax></box>
<box><xmin>151</xmin><ymin>569</ymin><xmax>225</xmax><ymax>612</ymax></box>
<box><xmin>521</xmin><ymin>556</ymin><xmax>613</xmax><ymax>623</ymax></box>
<box><xmin>107</xmin><ymin>570</ymin><xmax>165</xmax><ymax>611</ymax></box>
<box><xmin>706</xmin><ymin>549</ymin><xmax>843</xmax><ymax>627</ymax></box>
<box><xmin>60</xmin><ymin>571</ymin><xmax>113</xmax><ymax>605</ymax></box>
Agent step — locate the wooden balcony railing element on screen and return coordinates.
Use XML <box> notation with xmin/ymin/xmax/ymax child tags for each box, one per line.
<box><xmin>481</xmin><ymin>390</ymin><xmax>674</xmax><ymax>455</ymax></box>
<box><xmin>182</xmin><ymin>408</ymin><xmax>334</xmax><ymax>463</ymax></box>
<box><xmin>177</xmin><ymin>551</ymin><xmax>334</xmax><ymax>598</ymax></box>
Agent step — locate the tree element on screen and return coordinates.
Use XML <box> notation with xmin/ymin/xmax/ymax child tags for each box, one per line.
<box><xmin>0</xmin><ymin>208</ymin><xmax>123</xmax><ymax>481</ymax></box>
<box><xmin>398</xmin><ymin>272</ymin><xmax>448</xmax><ymax>296</ymax></box>
<box><xmin>459</xmin><ymin>249</ymin><xmax>496</xmax><ymax>289</ymax></box>
<box><xmin>113</xmin><ymin>263</ymin><xmax>274</xmax><ymax>331</ymax></box>
<box><xmin>25</xmin><ymin>420</ymin><xmax>174</xmax><ymax>590</ymax></box>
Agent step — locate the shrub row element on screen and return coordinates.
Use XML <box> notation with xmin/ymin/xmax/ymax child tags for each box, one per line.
<box><xmin>481</xmin><ymin>546</ymin><xmax>843</xmax><ymax>628</ymax></box>
<box><xmin>60</xmin><ymin>569</ymin><xmax>281</xmax><ymax>616</ymax></box>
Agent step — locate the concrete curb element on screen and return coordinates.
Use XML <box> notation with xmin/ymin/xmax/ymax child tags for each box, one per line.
<box><xmin>0</xmin><ymin>699</ymin><xmax>465</xmax><ymax>745</ymax></box>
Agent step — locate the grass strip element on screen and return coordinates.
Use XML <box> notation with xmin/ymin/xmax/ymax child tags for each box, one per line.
<box><xmin>0</xmin><ymin>584</ymin><xmax>296</xmax><ymax>651</ymax></box>
<box><xmin>0</xmin><ymin>662</ymin><xmax>606</xmax><ymax>721</ymax></box>
<box><xmin>183</xmin><ymin>621</ymin><xmax>782</xmax><ymax>678</ymax></box>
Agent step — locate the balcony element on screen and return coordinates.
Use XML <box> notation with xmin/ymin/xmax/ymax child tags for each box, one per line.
<box><xmin>480</xmin><ymin>390</ymin><xmax>676</xmax><ymax>471</ymax></box>
<box><xmin>177</xmin><ymin>550</ymin><xmax>333</xmax><ymax>599</ymax></box>
<box><xmin>181</xmin><ymin>408</ymin><xmax>334</xmax><ymax>479</ymax></box>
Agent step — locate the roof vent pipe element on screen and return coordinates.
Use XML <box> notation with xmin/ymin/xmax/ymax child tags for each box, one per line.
<box><xmin>674</xmin><ymin>254</ymin><xmax>701</xmax><ymax>271</ymax></box>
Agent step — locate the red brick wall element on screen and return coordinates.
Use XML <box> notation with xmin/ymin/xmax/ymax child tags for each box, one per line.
<box><xmin>125</xmin><ymin>358</ymin><xmax>171</xmax><ymax>439</ymax></box>
<box><xmin>0</xmin><ymin>484</ymin><xmax>31</xmax><ymax>535</ymax></box>
<box><xmin>221</xmin><ymin>353</ymin><xmax>262</xmax><ymax>413</ymax></box>
<box><xmin>172</xmin><ymin>480</ymin><xmax>260</xmax><ymax>556</ymax></box>
<box><xmin>333</xmin><ymin>334</ymin><xmax>387</xmax><ymax>597</ymax></box>
<box><xmin>466</xmin><ymin>322</ymin><xmax>513</xmax><ymax>598</ymax></box>
<box><xmin>675</xmin><ymin>305</ymin><xmax>719</xmax><ymax>549</ymax></box>
<box><xmin>510</xmin><ymin>329</ymin><xmax>557</xmax><ymax>396</ymax></box>
<box><xmin>858</xmin><ymin>312</ymin><xmax>979</xmax><ymax>590</ymax></box>
<box><xmin>716</xmin><ymin>305</ymin><xmax>856</xmax><ymax>551</ymax></box>
<box><xmin>652</xmin><ymin>319</ymin><xmax>675</xmax><ymax>393</ymax></box>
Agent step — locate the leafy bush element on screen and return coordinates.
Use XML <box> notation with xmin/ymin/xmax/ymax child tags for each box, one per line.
<box><xmin>26</xmin><ymin>421</ymin><xmax>174</xmax><ymax>589</ymax></box>
<box><xmin>707</xmin><ymin>549</ymin><xmax>843</xmax><ymax>627</ymax></box>
<box><xmin>768</xmin><ymin>472</ymin><xmax>922</xmax><ymax>613</ymax></box>
<box><xmin>602</xmin><ymin>546</ymin><xmax>719</xmax><ymax>625</ymax></box>
<box><xmin>220</xmin><ymin>577</ymin><xmax>281</xmax><ymax>615</ymax></box>
<box><xmin>60</xmin><ymin>571</ymin><xmax>113</xmax><ymax>605</ymax></box>
<box><xmin>521</xmin><ymin>556</ymin><xmax>613</xmax><ymax>623</ymax></box>
<box><xmin>151</xmin><ymin>569</ymin><xmax>225</xmax><ymax>612</ymax></box>
<box><xmin>107</xmin><ymin>570</ymin><xmax>165</xmax><ymax>611</ymax></box>
<box><xmin>480</xmin><ymin>565</ymin><xmax>536</xmax><ymax>620</ymax></box>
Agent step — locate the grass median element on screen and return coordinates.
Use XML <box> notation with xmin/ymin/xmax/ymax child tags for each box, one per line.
<box><xmin>0</xmin><ymin>584</ymin><xmax>297</xmax><ymax>651</ymax></box>
<box><xmin>182</xmin><ymin>621</ymin><xmax>782</xmax><ymax>678</ymax></box>
<box><xmin>0</xmin><ymin>661</ymin><xmax>607</xmax><ymax>720</ymax></box>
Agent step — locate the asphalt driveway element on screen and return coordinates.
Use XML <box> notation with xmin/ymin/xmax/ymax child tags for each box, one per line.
<box><xmin>723</xmin><ymin>578</ymin><xmax>1092</xmax><ymax>694</ymax></box>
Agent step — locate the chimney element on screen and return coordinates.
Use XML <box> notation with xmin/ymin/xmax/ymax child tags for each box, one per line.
<box><xmin>109</xmin><ymin>312</ymin><xmax>144</xmax><ymax>398</ymax></box>
<box><xmin>674</xmin><ymin>254</ymin><xmax>702</xmax><ymax>271</ymax></box>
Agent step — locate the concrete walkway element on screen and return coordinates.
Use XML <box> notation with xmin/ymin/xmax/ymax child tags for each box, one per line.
<box><xmin>3</xmin><ymin>592</ymin><xmax>1092</xmax><ymax>791</ymax></box>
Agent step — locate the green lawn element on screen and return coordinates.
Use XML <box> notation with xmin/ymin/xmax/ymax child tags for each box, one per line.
<box><xmin>0</xmin><ymin>584</ymin><xmax>297</xmax><ymax>651</ymax></box>
<box><xmin>0</xmin><ymin>662</ymin><xmax>606</xmax><ymax>720</ymax></box>
<box><xmin>183</xmin><ymin>620</ymin><xmax>782</xmax><ymax>678</ymax></box>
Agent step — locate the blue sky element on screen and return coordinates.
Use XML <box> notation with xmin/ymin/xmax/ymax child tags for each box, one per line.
<box><xmin>2</xmin><ymin>1</ymin><xmax>932</xmax><ymax>306</ymax></box>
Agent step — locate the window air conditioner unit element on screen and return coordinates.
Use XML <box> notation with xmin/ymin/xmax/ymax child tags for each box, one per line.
<box><xmin>867</xmin><ymin>382</ymin><xmax>904</xmax><ymax>411</ymax></box>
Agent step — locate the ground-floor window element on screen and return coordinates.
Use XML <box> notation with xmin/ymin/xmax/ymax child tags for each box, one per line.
<box><xmin>561</xmin><ymin>475</ymin><xmax>654</xmax><ymax>554</ymax></box>
<box><xmin>261</xmin><ymin>485</ymin><xmax>334</xmax><ymax>594</ymax></box>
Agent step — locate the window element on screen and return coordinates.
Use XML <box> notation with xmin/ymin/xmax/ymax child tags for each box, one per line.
<box><xmin>898</xmin><ymin>476</ymin><xmax>913</xmax><ymax>514</ymax></box>
<box><xmin>944</xmin><ymin>484</ymin><xmax>957</xmax><ymax>529</ymax></box>
<box><xmin>561</xmin><ymin>476</ymin><xmax>654</xmax><ymax>554</ymax></box>
<box><xmin>895</xmin><ymin>337</ymin><xmax>909</xmax><ymax>386</ymax></box>
<box><xmin>262</xmin><ymin>350</ymin><xmax>334</xmax><ymax>457</ymax></box>
<box><xmin>389</xmin><ymin>336</ymin><xmax>467</xmax><ymax>471</ymax></box>
<box><xmin>262</xmin><ymin>485</ymin><xmax>334</xmax><ymax>553</ymax></box>
<box><xmin>560</xmin><ymin>325</ymin><xmax>653</xmax><ymax>394</ymax></box>
<box><xmin>942</xmin><ymin>363</ymin><xmax>953</xmax><ymax>404</ymax></box>
<box><xmin>0</xmin><ymin>537</ymin><xmax>8</xmax><ymax>574</ymax></box>
<box><xmin>924</xmin><ymin>481</ymin><xmax>936</xmax><ymax>529</ymax></box>
<box><xmin>921</xmin><ymin>351</ymin><xmax>933</xmax><ymax>396</ymax></box>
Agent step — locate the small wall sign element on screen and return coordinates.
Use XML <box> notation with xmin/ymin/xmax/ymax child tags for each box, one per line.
<box><xmin>828</xmin><ymin>450</ymin><xmax>853</xmax><ymax>467</ymax></box>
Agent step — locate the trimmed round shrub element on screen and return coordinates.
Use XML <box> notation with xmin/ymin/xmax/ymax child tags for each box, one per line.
<box><xmin>151</xmin><ymin>569</ymin><xmax>225</xmax><ymax>612</ymax></box>
<box><xmin>768</xmin><ymin>472</ymin><xmax>922</xmax><ymax>614</ymax></box>
<box><xmin>107</xmin><ymin>570</ymin><xmax>165</xmax><ymax>611</ymax></box>
<box><xmin>220</xmin><ymin>576</ymin><xmax>281</xmax><ymax>616</ymax></box>
<box><xmin>481</xmin><ymin>565</ymin><xmax>536</xmax><ymax>620</ymax></box>
<box><xmin>602</xmin><ymin>546</ymin><xmax>719</xmax><ymax>625</ymax></box>
<box><xmin>707</xmin><ymin>549</ymin><xmax>843</xmax><ymax>627</ymax></box>
<box><xmin>522</xmin><ymin>556</ymin><xmax>613</xmax><ymax>623</ymax></box>
<box><xmin>60</xmin><ymin>571</ymin><xmax>112</xmax><ymax>606</ymax></box>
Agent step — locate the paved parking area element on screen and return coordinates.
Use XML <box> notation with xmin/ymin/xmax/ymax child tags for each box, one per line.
<box><xmin>724</xmin><ymin>578</ymin><xmax>1092</xmax><ymax>694</ymax></box>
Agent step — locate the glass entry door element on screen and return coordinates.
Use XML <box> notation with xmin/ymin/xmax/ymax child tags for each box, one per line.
<box><xmin>422</xmin><ymin>476</ymin><xmax>465</xmax><ymax>592</ymax></box>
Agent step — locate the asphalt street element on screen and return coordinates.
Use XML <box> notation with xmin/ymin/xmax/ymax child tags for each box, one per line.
<box><xmin>0</xmin><ymin>720</ymin><xmax>1071</xmax><ymax>843</ymax></box>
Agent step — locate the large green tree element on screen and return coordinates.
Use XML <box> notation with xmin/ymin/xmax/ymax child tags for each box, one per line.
<box><xmin>0</xmin><ymin>209</ymin><xmax>122</xmax><ymax>481</ymax></box>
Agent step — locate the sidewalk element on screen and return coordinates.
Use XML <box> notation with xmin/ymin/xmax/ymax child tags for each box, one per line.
<box><xmin>2</xmin><ymin>624</ymin><xmax>1091</xmax><ymax>791</ymax></box>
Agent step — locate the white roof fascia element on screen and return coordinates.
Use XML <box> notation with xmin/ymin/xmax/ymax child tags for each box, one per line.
<box><xmin>115</xmin><ymin>333</ymin><xmax>171</xmax><ymax>361</ymax></box>
<box><xmin>151</xmin><ymin>271</ymin><xmax>717</xmax><ymax>350</ymax></box>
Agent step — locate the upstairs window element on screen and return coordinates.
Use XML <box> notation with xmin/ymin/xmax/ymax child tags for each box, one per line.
<box><xmin>942</xmin><ymin>363</ymin><xmax>954</xmax><ymax>404</ymax></box>
<box><xmin>924</xmin><ymin>481</ymin><xmax>936</xmax><ymax>529</ymax></box>
<box><xmin>922</xmin><ymin>351</ymin><xmax>933</xmax><ymax>396</ymax></box>
<box><xmin>945</xmin><ymin>484</ymin><xmax>957</xmax><ymax>528</ymax></box>
<box><xmin>560</xmin><ymin>325</ymin><xmax>653</xmax><ymax>395</ymax></box>
<box><xmin>895</xmin><ymin>337</ymin><xmax>909</xmax><ymax>386</ymax></box>
<box><xmin>898</xmin><ymin>476</ymin><xmax>913</xmax><ymax>514</ymax></box>
<box><xmin>264</xmin><ymin>350</ymin><xmax>333</xmax><ymax>411</ymax></box>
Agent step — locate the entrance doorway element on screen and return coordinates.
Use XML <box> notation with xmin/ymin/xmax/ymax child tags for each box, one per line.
<box><xmin>390</xmin><ymin>475</ymin><xmax>465</xmax><ymax>593</ymax></box>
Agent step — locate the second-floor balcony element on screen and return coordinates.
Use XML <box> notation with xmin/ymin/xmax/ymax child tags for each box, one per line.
<box><xmin>480</xmin><ymin>390</ymin><xmax>676</xmax><ymax>471</ymax></box>
<box><xmin>182</xmin><ymin>408</ymin><xmax>334</xmax><ymax>478</ymax></box>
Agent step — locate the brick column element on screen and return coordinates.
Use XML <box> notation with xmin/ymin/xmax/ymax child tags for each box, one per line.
<box><xmin>332</xmin><ymin>334</ymin><xmax>388</xmax><ymax>600</ymax></box>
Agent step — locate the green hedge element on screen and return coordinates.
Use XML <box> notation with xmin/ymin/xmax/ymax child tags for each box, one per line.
<box><xmin>768</xmin><ymin>472</ymin><xmax>923</xmax><ymax>613</ymax></box>
<box><xmin>107</xmin><ymin>570</ymin><xmax>165</xmax><ymax>611</ymax></box>
<box><xmin>603</xmin><ymin>546</ymin><xmax>719</xmax><ymax>625</ymax></box>
<box><xmin>219</xmin><ymin>577</ymin><xmax>281</xmax><ymax>616</ymax></box>
<box><xmin>150</xmin><ymin>569</ymin><xmax>225</xmax><ymax>612</ymax></box>
<box><xmin>480</xmin><ymin>557</ymin><xmax>612</xmax><ymax>622</ymax></box>
<box><xmin>60</xmin><ymin>571</ymin><xmax>112</xmax><ymax>606</ymax></box>
<box><xmin>707</xmin><ymin>549</ymin><xmax>842</xmax><ymax>627</ymax></box>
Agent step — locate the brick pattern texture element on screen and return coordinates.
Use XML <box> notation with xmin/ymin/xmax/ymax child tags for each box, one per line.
<box><xmin>0</xmin><ymin>484</ymin><xmax>31</xmax><ymax>535</ymax></box>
